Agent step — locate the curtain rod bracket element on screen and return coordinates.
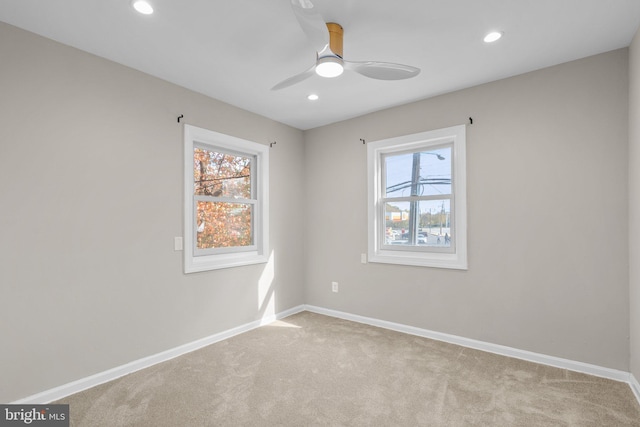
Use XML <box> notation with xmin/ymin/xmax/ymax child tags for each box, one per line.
<box><xmin>270</xmin><ymin>141</ymin><xmax>277</xmax><ymax>148</ymax></box>
<box><xmin>360</xmin><ymin>138</ymin><xmax>366</xmax><ymax>144</ymax></box>
<box><xmin>469</xmin><ymin>117</ymin><xmax>473</xmax><ymax>125</ymax></box>
<box><xmin>177</xmin><ymin>114</ymin><xmax>184</xmax><ymax>123</ymax></box>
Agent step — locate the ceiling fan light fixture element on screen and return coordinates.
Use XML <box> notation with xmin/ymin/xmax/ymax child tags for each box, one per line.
<box><xmin>132</xmin><ymin>0</ymin><xmax>154</xmax><ymax>15</ymax></box>
<box><xmin>315</xmin><ymin>56</ymin><xmax>344</xmax><ymax>78</ymax></box>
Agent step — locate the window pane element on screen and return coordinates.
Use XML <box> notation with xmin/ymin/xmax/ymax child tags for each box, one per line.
<box><xmin>418</xmin><ymin>199</ymin><xmax>451</xmax><ymax>247</ymax></box>
<box><xmin>385</xmin><ymin>154</ymin><xmax>414</xmax><ymax>198</ymax></box>
<box><xmin>384</xmin><ymin>199</ymin><xmax>451</xmax><ymax>248</ymax></box>
<box><xmin>385</xmin><ymin>147</ymin><xmax>452</xmax><ymax>198</ymax></box>
<box><xmin>194</xmin><ymin>148</ymin><xmax>252</xmax><ymax>199</ymax></box>
<box><xmin>196</xmin><ymin>201</ymin><xmax>253</xmax><ymax>249</ymax></box>
<box><xmin>384</xmin><ymin>201</ymin><xmax>412</xmax><ymax>245</ymax></box>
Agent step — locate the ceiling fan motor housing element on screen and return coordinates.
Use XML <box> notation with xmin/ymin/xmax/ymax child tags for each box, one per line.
<box><xmin>325</xmin><ymin>22</ymin><xmax>343</xmax><ymax>58</ymax></box>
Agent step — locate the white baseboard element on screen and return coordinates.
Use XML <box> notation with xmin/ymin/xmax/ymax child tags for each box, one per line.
<box><xmin>13</xmin><ymin>303</ymin><xmax>640</xmax><ymax>407</ymax></box>
<box><xmin>12</xmin><ymin>305</ymin><xmax>306</xmax><ymax>404</ymax></box>
<box><xmin>304</xmin><ymin>305</ymin><xmax>636</xmax><ymax>389</ymax></box>
<box><xmin>631</xmin><ymin>374</ymin><xmax>640</xmax><ymax>403</ymax></box>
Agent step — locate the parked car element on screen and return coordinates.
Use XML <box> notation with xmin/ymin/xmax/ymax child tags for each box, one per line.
<box><xmin>400</xmin><ymin>233</ymin><xmax>428</xmax><ymax>244</ymax></box>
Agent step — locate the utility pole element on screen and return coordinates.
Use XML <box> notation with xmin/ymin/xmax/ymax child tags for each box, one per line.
<box><xmin>408</xmin><ymin>152</ymin><xmax>420</xmax><ymax>245</ymax></box>
<box><xmin>440</xmin><ymin>200</ymin><xmax>444</xmax><ymax>236</ymax></box>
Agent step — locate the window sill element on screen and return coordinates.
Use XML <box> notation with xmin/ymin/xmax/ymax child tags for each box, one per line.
<box><xmin>185</xmin><ymin>251</ymin><xmax>268</xmax><ymax>273</ymax></box>
<box><xmin>368</xmin><ymin>249</ymin><xmax>467</xmax><ymax>270</ymax></box>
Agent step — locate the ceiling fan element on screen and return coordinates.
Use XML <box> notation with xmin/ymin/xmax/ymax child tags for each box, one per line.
<box><xmin>272</xmin><ymin>0</ymin><xmax>421</xmax><ymax>90</ymax></box>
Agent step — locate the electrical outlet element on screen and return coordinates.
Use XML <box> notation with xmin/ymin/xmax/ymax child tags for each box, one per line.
<box><xmin>332</xmin><ymin>281</ymin><xmax>339</xmax><ymax>293</ymax></box>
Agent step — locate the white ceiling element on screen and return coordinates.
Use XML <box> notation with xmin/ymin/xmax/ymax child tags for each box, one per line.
<box><xmin>1</xmin><ymin>0</ymin><xmax>639</xmax><ymax>130</ymax></box>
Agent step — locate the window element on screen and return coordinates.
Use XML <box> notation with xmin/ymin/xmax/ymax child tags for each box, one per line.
<box><xmin>184</xmin><ymin>125</ymin><xmax>269</xmax><ymax>272</ymax></box>
<box><xmin>367</xmin><ymin>125</ymin><xmax>467</xmax><ymax>269</ymax></box>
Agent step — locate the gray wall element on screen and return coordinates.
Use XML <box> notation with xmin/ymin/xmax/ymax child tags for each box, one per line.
<box><xmin>630</xmin><ymin>28</ymin><xmax>640</xmax><ymax>381</ymax></box>
<box><xmin>304</xmin><ymin>49</ymin><xmax>630</xmax><ymax>371</ymax></box>
<box><xmin>0</xmin><ymin>22</ymin><xmax>306</xmax><ymax>403</ymax></box>
<box><xmin>1</xmin><ymin>19</ymin><xmax>636</xmax><ymax>403</ymax></box>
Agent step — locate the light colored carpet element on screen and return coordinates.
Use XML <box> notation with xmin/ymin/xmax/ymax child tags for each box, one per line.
<box><xmin>57</xmin><ymin>311</ymin><xmax>640</xmax><ymax>426</ymax></box>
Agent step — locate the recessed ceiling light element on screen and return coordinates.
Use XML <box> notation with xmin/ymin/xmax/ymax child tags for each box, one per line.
<box><xmin>484</xmin><ymin>31</ymin><xmax>503</xmax><ymax>43</ymax></box>
<box><xmin>307</xmin><ymin>94</ymin><xmax>319</xmax><ymax>101</ymax></box>
<box><xmin>132</xmin><ymin>0</ymin><xmax>154</xmax><ymax>15</ymax></box>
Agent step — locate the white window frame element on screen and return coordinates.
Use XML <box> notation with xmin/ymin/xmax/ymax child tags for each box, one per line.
<box><xmin>367</xmin><ymin>125</ymin><xmax>467</xmax><ymax>270</ymax></box>
<box><xmin>184</xmin><ymin>125</ymin><xmax>269</xmax><ymax>273</ymax></box>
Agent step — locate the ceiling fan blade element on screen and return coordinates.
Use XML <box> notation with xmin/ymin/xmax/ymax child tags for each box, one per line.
<box><xmin>344</xmin><ymin>60</ymin><xmax>420</xmax><ymax>80</ymax></box>
<box><xmin>271</xmin><ymin>64</ymin><xmax>316</xmax><ymax>90</ymax></box>
<box><xmin>290</xmin><ymin>0</ymin><xmax>329</xmax><ymax>53</ymax></box>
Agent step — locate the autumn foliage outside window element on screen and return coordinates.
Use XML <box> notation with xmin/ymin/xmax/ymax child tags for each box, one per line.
<box><xmin>193</xmin><ymin>147</ymin><xmax>256</xmax><ymax>252</ymax></box>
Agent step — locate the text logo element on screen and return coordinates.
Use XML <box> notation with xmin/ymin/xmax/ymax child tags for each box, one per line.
<box><xmin>0</xmin><ymin>405</ymin><xmax>68</xmax><ymax>426</ymax></box>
